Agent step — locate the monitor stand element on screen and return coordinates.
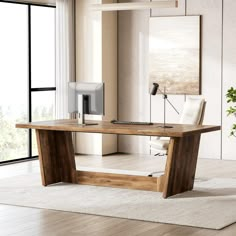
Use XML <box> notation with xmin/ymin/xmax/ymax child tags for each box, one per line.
<box><xmin>77</xmin><ymin>94</ymin><xmax>98</xmax><ymax>126</ymax></box>
<box><xmin>77</xmin><ymin>113</ymin><xmax>98</xmax><ymax>126</ymax></box>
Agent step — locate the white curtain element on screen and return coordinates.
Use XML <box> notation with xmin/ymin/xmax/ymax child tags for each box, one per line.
<box><xmin>56</xmin><ymin>0</ymin><xmax>75</xmax><ymax>119</ymax></box>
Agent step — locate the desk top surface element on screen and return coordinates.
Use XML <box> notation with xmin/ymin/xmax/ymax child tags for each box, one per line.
<box><xmin>16</xmin><ymin>119</ymin><xmax>221</xmax><ymax>137</ymax></box>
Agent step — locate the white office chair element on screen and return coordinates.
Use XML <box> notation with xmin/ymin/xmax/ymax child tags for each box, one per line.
<box><xmin>149</xmin><ymin>97</ymin><xmax>206</xmax><ymax>156</ymax></box>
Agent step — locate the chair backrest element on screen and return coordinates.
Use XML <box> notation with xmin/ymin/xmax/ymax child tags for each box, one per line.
<box><xmin>198</xmin><ymin>101</ymin><xmax>206</xmax><ymax>125</ymax></box>
<box><xmin>179</xmin><ymin>97</ymin><xmax>206</xmax><ymax>125</ymax></box>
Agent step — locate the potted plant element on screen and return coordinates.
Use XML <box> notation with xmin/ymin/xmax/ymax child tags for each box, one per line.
<box><xmin>226</xmin><ymin>87</ymin><xmax>236</xmax><ymax>137</ymax></box>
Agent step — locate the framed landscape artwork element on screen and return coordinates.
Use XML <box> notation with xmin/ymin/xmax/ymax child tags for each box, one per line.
<box><xmin>149</xmin><ymin>16</ymin><xmax>201</xmax><ymax>95</ymax></box>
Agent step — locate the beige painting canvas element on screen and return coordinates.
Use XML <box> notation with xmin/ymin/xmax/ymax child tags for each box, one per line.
<box><xmin>149</xmin><ymin>16</ymin><xmax>200</xmax><ymax>95</ymax></box>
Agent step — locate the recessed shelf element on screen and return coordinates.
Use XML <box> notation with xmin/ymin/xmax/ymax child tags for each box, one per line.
<box><xmin>91</xmin><ymin>0</ymin><xmax>178</xmax><ymax>11</ymax></box>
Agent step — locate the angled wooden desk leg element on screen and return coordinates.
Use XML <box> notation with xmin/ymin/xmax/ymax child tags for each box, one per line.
<box><xmin>36</xmin><ymin>130</ymin><xmax>77</xmax><ymax>186</ymax></box>
<box><xmin>162</xmin><ymin>134</ymin><xmax>201</xmax><ymax>198</ymax></box>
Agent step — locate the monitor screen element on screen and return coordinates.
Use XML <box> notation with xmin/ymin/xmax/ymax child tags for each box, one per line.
<box><xmin>68</xmin><ymin>82</ymin><xmax>104</xmax><ymax>115</ymax></box>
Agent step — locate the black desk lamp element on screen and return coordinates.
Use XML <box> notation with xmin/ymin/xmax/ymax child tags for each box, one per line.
<box><xmin>151</xmin><ymin>83</ymin><xmax>179</xmax><ymax>128</ymax></box>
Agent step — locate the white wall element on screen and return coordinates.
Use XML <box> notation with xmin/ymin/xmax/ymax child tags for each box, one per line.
<box><xmin>118</xmin><ymin>0</ymin><xmax>236</xmax><ymax>160</ymax></box>
<box><xmin>118</xmin><ymin>0</ymin><xmax>151</xmax><ymax>154</ymax></box>
<box><xmin>75</xmin><ymin>0</ymin><xmax>117</xmax><ymax>155</ymax></box>
<box><xmin>222</xmin><ymin>0</ymin><xmax>236</xmax><ymax>160</ymax></box>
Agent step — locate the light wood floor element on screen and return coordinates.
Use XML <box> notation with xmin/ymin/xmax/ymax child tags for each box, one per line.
<box><xmin>1</xmin><ymin>154</ymin><xmax>236</xmax><ymax>236</ymax></box>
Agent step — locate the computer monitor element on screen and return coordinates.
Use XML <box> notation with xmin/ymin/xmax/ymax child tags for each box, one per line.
<box><xmin>68</xmin><ymin>82</ymin><xmax>104</xmax><ymax>125</ymax></box>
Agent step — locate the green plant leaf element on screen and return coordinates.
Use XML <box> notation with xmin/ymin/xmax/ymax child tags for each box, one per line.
<box><xmin>226</xmin><ymin>87</ymin><xmax>236</xmax><ymax>103</ymax></box>
<box><xmin>226</xmin><ymin>87</ymin><xmax>236</xmax><ymax>137</ymax></box>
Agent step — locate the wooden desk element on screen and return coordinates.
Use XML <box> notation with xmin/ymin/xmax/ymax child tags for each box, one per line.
<box><xmin>16</xmin><ymin>119</ymin><xmax>220</xmax><ymax>198</ymax></box>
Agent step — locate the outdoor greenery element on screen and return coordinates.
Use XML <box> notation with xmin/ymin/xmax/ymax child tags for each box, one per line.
<box><xmin>226</xmin><ymin>87</ymin><xmax>236</xmax><ymax>137</ymax></box>
<box><xmin>0</xmin><ymin>106</ymin><xmax>54</xmax><ymax>162</ymax></box>
<box><xmin>0</xmin><ymin>107</ymin><xmax>28</xmax><ymax>161</ymax></box>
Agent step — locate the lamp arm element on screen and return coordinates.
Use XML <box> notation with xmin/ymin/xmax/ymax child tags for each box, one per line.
<box><xmin>157</xmin><ymin>88</ymin><xmax>179</xmax><ymax>115</ymax></box>
<box><xmin>166</xmin><ymin>98</ymin><xmax>179</xmax><ymax>115</ymax></box>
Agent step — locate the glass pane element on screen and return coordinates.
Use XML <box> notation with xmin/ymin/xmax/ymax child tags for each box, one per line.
<box><xmin>31</xmin><ymin>91</ymin><xmax>56</xmax><ymax>155</ymax></box>
<box><xmin>0</xmin><ymin>3</ymin><xmax>29</xmax><ymax>162</ymax></box>
<box><xmin>31</xmin><ymin>6</ymin><xmax>55</xmax><ymax>88</ymax></box>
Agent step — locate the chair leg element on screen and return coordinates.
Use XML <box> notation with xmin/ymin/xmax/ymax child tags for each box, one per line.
<box><xmin>154</xmin><ymin>153</ymin><xmax>166</xmax><ymax>156</ymax></box>
<box><xmin>148</xmin><ymin>171</ymin><xmax>165</xmax><ymax>177</ymax></box>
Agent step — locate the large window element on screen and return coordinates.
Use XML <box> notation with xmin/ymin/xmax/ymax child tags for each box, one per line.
<box><xmin>0</xmin><ymin>1</ymin><xmax>56</xmax><ymax>163</ymax></box>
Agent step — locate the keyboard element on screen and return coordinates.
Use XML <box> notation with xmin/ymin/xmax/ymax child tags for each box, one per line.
<box><xmin>111</xmin><ymin>120</ymin><xmax>153</xmax><ymax>125</ymax></box>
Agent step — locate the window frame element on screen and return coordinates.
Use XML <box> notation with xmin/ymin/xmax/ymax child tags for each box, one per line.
<box><xmin>0</xmin><ymin>0</ymin><xmax>56</xmax><ymax>165</ymax></box>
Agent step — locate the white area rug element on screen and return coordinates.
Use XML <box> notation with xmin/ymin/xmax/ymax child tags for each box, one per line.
<box><xmin>0</xmin><ymin>174</ymin><xmax>236</xmax><ymax>230</ymax></box>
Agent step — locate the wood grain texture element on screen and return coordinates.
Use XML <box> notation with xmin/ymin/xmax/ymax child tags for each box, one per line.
<box><xmin>157</xmin><ymin>174</ymin><xmax>165</xmax><ymax>192</ymax></box>
<box><xmin>77</xmin><ymin>170</ymin><xmax>161</xmax><ymax>191</ymax></box>
<box><xmin>36</xmin><ymin>130</ymin><xmax>76</xmax><ymax>186</ymax></box>
<box><xmin>16</xmin><ymin>119</ymin><xmax>221</xmax><ymax>137</ymax></box>
<box><xmin>163</xmin><ymin>134</ymin><xmax>201</xmax><ymax>198</ymax></box>
<box><xmin>17</xmin><ymin>119</ymin><xmax>221</xmax><ymax>197</ymax></box>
